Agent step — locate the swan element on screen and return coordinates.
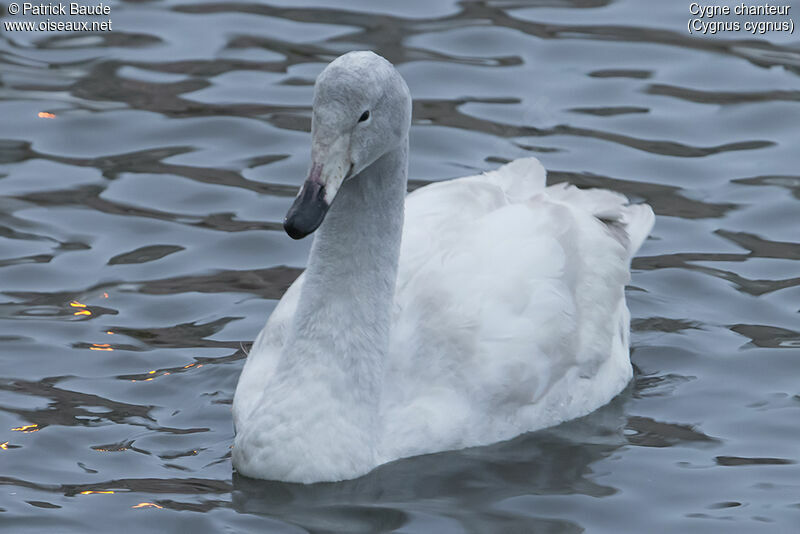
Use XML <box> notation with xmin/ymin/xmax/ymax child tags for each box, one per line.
<box><xmin>232</xmin><ymin>51</ymin><xmax>655</xmax><ymax>483</ymax></box>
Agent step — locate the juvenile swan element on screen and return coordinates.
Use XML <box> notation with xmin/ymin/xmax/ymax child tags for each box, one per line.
<box><xmin>232</xmin><ymin>51</ymin><xmax>655</xmax><ymax>483</ymax></box>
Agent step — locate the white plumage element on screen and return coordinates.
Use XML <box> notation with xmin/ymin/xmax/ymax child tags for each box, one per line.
<box><xmin>232</xmin><ymin>52</ymin><xmax>655</xmax><ymax>483</ymax></box>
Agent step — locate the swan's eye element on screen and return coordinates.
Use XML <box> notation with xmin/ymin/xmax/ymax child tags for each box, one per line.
<box><xmin>358</xmin><ymin>110</ymin><xmax>370</xmax><ymax>123</ymax></box>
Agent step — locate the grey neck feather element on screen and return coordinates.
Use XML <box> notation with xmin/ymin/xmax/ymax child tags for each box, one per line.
<box><xmin>279</xmin><ymin>139</ymin><xmax>408</xmax><ymax>401</ymax></box>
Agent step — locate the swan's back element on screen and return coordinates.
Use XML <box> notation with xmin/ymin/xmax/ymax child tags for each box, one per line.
<box><xmin>382</xmin><ymin>158</ymin><xmax>654</xmax><ymax>459</ymax></box>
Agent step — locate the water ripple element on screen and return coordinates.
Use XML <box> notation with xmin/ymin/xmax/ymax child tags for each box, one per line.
<box><xmin>1</xmin><ymin>0</ymin><xmax>798</xmax><ymax>530</ymax></box>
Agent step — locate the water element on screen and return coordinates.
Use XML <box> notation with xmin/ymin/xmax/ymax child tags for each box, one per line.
<box><xmin>1</xmin><ymin>0</ymin><xmax>799</xmax><ymax>531</ymax></box>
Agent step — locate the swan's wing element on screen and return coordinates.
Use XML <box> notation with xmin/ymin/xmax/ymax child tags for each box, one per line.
<box><xmin>399</xmin><ymin>158</ymin><xmax>547</xmax><ymax>274</ymax></box>
<box><xmin>385</xmin><ymin>158</ymin><xmax>652</xmax><ymax>455</ymax></box>
<box><xmin>232</xmin><ymin>273</ymin><xmax>304</xmax><ymax>430</ymax></box>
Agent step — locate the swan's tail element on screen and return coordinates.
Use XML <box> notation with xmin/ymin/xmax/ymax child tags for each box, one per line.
<box><xmin>546</xmin><ymin>182</ymin><xmax>655</xmax><ymax>259</ymax></box>
<box><xmin>619</xmin><ymin>203</ymin><xmax>655</xmax><ymax>258</ymax></box>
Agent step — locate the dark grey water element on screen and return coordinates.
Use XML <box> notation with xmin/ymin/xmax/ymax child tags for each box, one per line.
<box><xmin>1</xmin><ymin>0</ymin><xmax>799</xmax><ymax>532</ymax></box>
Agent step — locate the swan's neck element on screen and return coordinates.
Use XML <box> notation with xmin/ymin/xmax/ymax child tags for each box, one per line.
<box><xmin>280</xmin><ymin>141</ymin><xmax>408</xmax><ymax>400</ymax></box>
<box><xmin>232</xmin><ymin>144</ymin><xmax>407</xmax><ymax>482</ymax></box>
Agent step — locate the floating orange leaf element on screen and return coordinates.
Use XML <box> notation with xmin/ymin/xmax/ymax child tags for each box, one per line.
<box><xmin>38</xmin><ymin>112</ymin><xmax>56</xmax><ymax>119</ymax></box>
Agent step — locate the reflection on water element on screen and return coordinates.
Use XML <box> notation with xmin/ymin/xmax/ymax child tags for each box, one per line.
<box><xmin>1</xmin><ymin>0</ymin><xmax>799</xmax><ymax>531</ymax></box>
<box><xmin>231</xmin><ymin>399</ymin><xmax>629</xmax><ymax>533</ymax></box>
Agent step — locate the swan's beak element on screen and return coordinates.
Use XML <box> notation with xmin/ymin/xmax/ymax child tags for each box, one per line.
<box><xmin>284</xmin><ymin>163</ymin><xmax>329</xmax><ymax>240</ymax></box>
<box><xmin>284</xmin><ymin>136</ymin><xmax>351</xmax><ymax>240</ymax></box>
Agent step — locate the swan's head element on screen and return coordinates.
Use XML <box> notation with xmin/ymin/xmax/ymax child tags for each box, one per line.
<box><xmin>284</xmin><ymin>51</ymin><xmax>412</xmax><ymax>239</ymax></box>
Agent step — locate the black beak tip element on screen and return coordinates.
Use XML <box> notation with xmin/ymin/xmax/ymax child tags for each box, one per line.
<box><xmin>284</xmin><ymin>217</ymin><xmax>312</xmax><ymax>240</ymax></box>
<box><xmin>283</xmin><ymin>179</ymin><xmax>330</xmax><ymax>240</ymax></box>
